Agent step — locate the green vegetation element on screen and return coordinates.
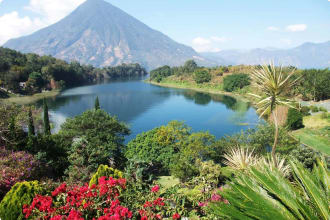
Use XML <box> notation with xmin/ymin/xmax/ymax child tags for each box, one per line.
<box><xmin>210</xmin><ymin>159</ymin><xmax>329</xmax><ymax>220</ymax></box>
<box><xmin>286</xmin><ymin>108</ymin><xmax>304</xmax><ymax>130</ymax></box>
<box><xmin>223</xmin><ymin>73</ymin><xmax>250</xmax><ymax>92</ymax></box>
<box><xmin>89</xmin><ymin>165</ymin><xmax>123</xmax><ymax>186</ymax></box>
<box><xmin>250</xmin><ymin>63</ymin><xmax>297</xmax><ymax>163</ymax></box>
<box><xmin>0</xmin><ymin>67</ymin><xmax>329</xmax><ymax>219</ymax></box>
<box><xmin>193</xmin><ymin>69</ymin><xmax>212</xmax><ymax>84</ymax></box>
<box><xmin>0</xmin><ymin>47</ymin><xmax>147</xmax><ymax>97</ymax></box>
<box><xmin>0</xmin><ymin>181</ymin><xmax>43</xmax><ymax>220</ymax></box>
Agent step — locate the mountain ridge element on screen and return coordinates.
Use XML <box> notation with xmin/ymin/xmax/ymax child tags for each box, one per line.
<box><xmin>201</xmin><ymin>41</ymin><xmax>330</xmax><ymax>68</ymax></box>
<box><xmin>4</xmin><ymin>0</ymin><xmax>211</xmax><ymax>70</ymax></box>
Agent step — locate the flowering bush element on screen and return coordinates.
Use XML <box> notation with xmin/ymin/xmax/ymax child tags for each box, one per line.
<box><xmin>23</xmin><ymin>177</ymin><xmax>132</xmax><ymax>219</ymax></box>
<box><xmin>0</xmin><ymin>147</ymin><xmax>41</xmax><ymax>199</ymax></box>
<box><xmin>23</xmin><ymin>178</ymin><xmax>185</xmax><ymax>220</ymax></box>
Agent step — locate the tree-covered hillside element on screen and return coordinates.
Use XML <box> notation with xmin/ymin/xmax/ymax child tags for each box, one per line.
<box><xmin>0</xmin><ymin>47</ymin><xmax>147</xmax><ymax>95</ymax></box>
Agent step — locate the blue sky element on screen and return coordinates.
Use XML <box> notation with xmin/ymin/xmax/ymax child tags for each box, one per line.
<box><xmin>0</xmin><ymin>0</ymin><xmax>329</xmax><ymax>52</ymax></box>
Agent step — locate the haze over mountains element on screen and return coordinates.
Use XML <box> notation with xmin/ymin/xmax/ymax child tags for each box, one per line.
<box><xmin>3</xmin><ymin>0</ymin><xmax>208</xmax><ymax>70</ymax></box>
<box><xmin>3</xmin><ymin>0</ymin><xmax>329</xmax><ymax>69</ymax></box>
<box><xmin>203</xmin><ymin>41</ymin><xmax>330</xmax><ymax>69</ymax></box>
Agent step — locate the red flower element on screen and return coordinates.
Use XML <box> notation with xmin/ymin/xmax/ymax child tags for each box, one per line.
<box><xmin>52</xmin><ymin>183</ymin><xmax>67</xmax><ymax>197</ymax></box>
<box><xmin>172</xmin><ymin>213</ymin><xmax>180</xmax><ymax>219</ymax></box>
<box><xmin>151</xmin><ymin>185</ymin><xmax>160</xmax><ymax>193</ymax></box>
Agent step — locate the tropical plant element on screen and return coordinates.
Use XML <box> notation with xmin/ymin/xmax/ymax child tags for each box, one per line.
<box><xmin>210</xmin><ymin>159</ymin><xmax>330</xmax><ymax>220</ymax></box>
<box><xmin>223</xmin><ymin>147</ymin><xmax>259</xmax><ymax>171</ymax></box>
<box><xmin>250</xmin><ymin>63</ymin><xmax>298</xmax><ymax>164</ymax></box>
<box><xmin>286</xmin><ymin>108</ymin><xmax>304</xmax><ymax>130</ymax></box>
<box><xmin>258</xmin><ymin>154</ymin><xmax>290</xmax><ymax>177</ymax></box>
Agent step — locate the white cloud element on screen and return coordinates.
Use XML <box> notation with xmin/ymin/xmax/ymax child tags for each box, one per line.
<box><xmin>192</xmin><ymin>36</ymin><xmax>228</xmax><ymax>52</ymax></box>
<box><xmin>0</xmin><ymin>11</ymin><xmax>45</xmax><ymax>45</ymax></box>
<box><xmin>267</xmin><ymin>26</ymin><xmax>279</xmax><ymax>31</ymax></box>
<box><xmin>25</xmin><ymin>0</ymin><xmax>86</xmax><ymax>24</ymax></box>
<box><xmin>0</xmin><ymin>0</ymin><xmax>86</xmax><ymax>45</ymax></box>
<box><xmin>286</xmin><ymin>24</ymin><xmax>307</xmax><ymax>32</ymax></box>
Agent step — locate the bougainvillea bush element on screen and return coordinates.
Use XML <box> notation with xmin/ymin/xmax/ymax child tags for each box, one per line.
<box><xmin>23</xmin><ymin>177</ymin><xmax>184</xmax><ymax>220</ymax></box>
<box><xmin>0</xmin><ymin>147</ymin><xmax>41</xmax><ymax>199</ymax></box>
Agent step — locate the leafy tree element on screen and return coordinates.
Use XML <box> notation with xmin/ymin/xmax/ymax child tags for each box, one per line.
<box><xmin>125</xmin><ymin>121</ymin><xmax>190</xmax><ymax>175</ymax></box>
<box><xmin>295</xmin><ymin>68</ymin><xmax>330</xmax><ymax>101</ymax></box>
<box><xmin>183</xmin><ymin>60</ymin><xmax>198</xmax><ymax>73</ymax></box>
<box><xmin>250</xmin><ymin>63</ymin><xmax>297</xmax><ymax>164</ymax></box>
<box><xmin>223</xmin><ymin>73</ymin><xmax>250</xmax><ymax>92</ymax></box>
<box><xmin>58</xmin><ymin>109</ymin><xmax>130</xmax><ymax>179</ymax></box>
<box><xmin>94</xmin><ymin>96</ymin><xmax>100</xmax><ymax>110</ymax></box>
<box><xmin>150</xmin><ymin>65</ymin><xmax>172</xmax><ymax>82</ymax></box>
<box><xmin>286</xmin><ymin>108</ymin><xmax>304</xmax><ymax>130</ymax></box>
<box><xmin>194</xmin><ymin>70</ymin><xmax>212</xmax><ymax>84</ymax></box>
<box><xmin>43</xmin><ymin>98</ymin><xmax>51</xmax><ymax>135</ymax></box>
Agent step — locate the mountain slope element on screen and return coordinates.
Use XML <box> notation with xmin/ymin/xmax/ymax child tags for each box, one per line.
<box><xmin>201</xmin><ymin>41</ymin><xmax>330</xmax><ymax>68</ymax></box>
<box><xmin>4</xmin><ymin>0</ymin><xmax>208</xmax><ymax>69</ymax></box>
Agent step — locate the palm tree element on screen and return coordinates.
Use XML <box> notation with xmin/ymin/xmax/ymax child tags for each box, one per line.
<box><xmin>249</xmin><ymin>63</ymin><xmax>298</xmax><ymax>164</ymax></box>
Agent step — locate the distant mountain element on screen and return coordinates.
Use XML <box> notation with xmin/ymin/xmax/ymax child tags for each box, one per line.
<box><xmin>201</xmin><ymin>41</ymin><xmax>330</xmax><ymax>69</ymax></box>
<box><xmin>4</xmin><ymin>0</ymin><xmax>211</xmax><ymax>70</ymax></box>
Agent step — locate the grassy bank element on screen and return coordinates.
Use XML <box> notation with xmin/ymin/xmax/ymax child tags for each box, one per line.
<box><xmin>146</xmin><ymin>79</ymin><xmax>253</xmax><ymax>103</ymax></box>
<box><xmin>291</xmin><ymin>114</ymin><xmax>330</xmax><ymax>155</ymax></box>
<box><xmin>0</xmin><ymin>90</ymin><xmax>60</xmax><ymax>105</ymax></box>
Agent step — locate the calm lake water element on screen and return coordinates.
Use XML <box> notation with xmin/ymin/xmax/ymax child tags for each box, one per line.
<box><xmin>37</xmin><ymin>79</ymin><xmax>262</xmax><ymax>142</ymax></box>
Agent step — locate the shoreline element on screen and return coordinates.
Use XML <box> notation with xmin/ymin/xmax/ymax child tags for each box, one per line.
<box><xmin>0</xmin><ymin>90</ymin><xmax>60</xmax><ymax>105</ymax></box>
<box><xmin>145</xmin><ymin>80</ymin><xmax>254</xmax><ymax>104</ymax></box>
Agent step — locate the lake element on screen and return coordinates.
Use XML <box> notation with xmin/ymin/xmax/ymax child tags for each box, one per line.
<box><xmin>38</xmin><ymin>79</ymin><xmax>262</xmax><ymax>142</ymax></box>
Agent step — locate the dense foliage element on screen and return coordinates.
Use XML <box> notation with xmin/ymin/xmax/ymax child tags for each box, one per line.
<box><xmin>0</xmin><ymin>181</ymin><xmax>44</xmax><ymax>220</ymax></box>
<box><xmin>59</xmin><ymin>109</ymin><xmax>130</xmax><ymax>182</ymax></box>
<box><xmin>0</xmin><ymin>47</ymin><xmax>147</xmax><ymax>95</ymax></box>
<box><xmin>193</xmin><ymin>70</ymin><xmax>212</xmax><ymax>84</ymax></box>
<box><xmin>286</xmin><ymin>108</ymin><xmax>304</xmax><ymax>130</ymax></box>
<box><xmin>294</xmin><ymin>68</ymin><xmax>330</xmax><ymax>101</ymax></box>
<box><xmin>0</xmin><ymin>147</ymin><xmax>41</xmax><ymax>199</ymax></box>
<box><xmin>223</xmin><ymin>73</ymin><xmax>250</xmax><ymax>92</ymax></box>
<box><xmin>210</xmin><ymin>159</ymin><xmax>329</xmax><ymax>220</ymax></box>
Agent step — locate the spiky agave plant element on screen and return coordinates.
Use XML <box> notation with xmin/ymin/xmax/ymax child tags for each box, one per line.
<box><xmin>223</xmin><ymin>147</ymin><xmax>259</xmax><ymax>171</ymax></box>
<box><xmin>250</xmin><ymin>62</ymin><xmax>298</xmax><ymax>164</ymax></box>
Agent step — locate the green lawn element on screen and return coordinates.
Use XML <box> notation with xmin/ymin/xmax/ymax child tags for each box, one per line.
<box><xmin>156</xmin><ymin>176</ymin><xmax>180</xmax><ymax>191</ymax></box>
<box><xmin>292</xmin><ymin>128</ymin><xmax>330</xmax><ymax>155</ymax></box>
<box><xmin>0</xmin><ymin>90</ymin><xmax>59</xmax><ymax>105</ymax></box>
<box><xmin>291</xmin><ymin>114</ymin><xmax>330</xmax><ymax>155</ymax></box>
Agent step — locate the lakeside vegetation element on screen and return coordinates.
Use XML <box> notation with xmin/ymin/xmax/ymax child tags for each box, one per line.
<box><xmin>0</xmin><ymin>47</ymin><xmax>147</xmax><ymax>99</ymax></box>
<box><xmin>0</xmin><ymin>60</ymin><xmax>329</xmax><ymax>219</ymax></box>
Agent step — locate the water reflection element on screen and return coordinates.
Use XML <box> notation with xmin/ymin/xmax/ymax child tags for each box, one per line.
<box><xmin>37</xmin><ymin>79</ymin><xmax>261</xmax><ymax>141</ymax></box>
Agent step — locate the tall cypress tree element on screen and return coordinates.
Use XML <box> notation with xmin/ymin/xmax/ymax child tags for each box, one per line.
<box><xmin>28</xmin><ymin>107</ymin><xmax>35</xmax><ymax>136</ymax></box>
<box><xmin>43</xmin><ymin>98</ymin><xmax>51</xmax><ymax>135</ymax></box>
<box><xmin>94</xmin><ymin>96</ymin><xmax>100</xmax><ymax>110</ymax></box>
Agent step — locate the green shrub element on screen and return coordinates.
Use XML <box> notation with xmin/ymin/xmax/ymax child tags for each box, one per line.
<box><xmin>290</xmin><ymin>147</ymin><xmax>321</xmax><ymax>170</ymax></box>
<box><xmin>319</xmin><ymin>107</ymin><xmax>328</xmax><ymax>112</ymax></box>
<box><xmin>310</xmin><ymin>105</ymin><xmax>319</xmax><ymax>112</ymax></box>
<box><xmin>300</xmin><ymin>106</ymin><xmax>311</xmax><ymax>116</ymax></box>
<box><xmin>223</xmin><ymin>73</ymin><xmax>250</xmax><ymax>92</ymax></box>
<box><xmin>0</xmin><ymin>181</ymin><xmax>43</xmax><ymax>220</ymax></box>
<box><xmin>89</xmin><ymin>165</ymin><xmax>123</xmax><ymax>186</ymax></box>
<box><xmin>286</xmin><ymin>108</ymin><xmax>304</xmax><ymax>130</ymax></box>
<box><xmin>194</xmin><ymin>70</ymin><xmax>212</xmax><ymax>84</ymax></box>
